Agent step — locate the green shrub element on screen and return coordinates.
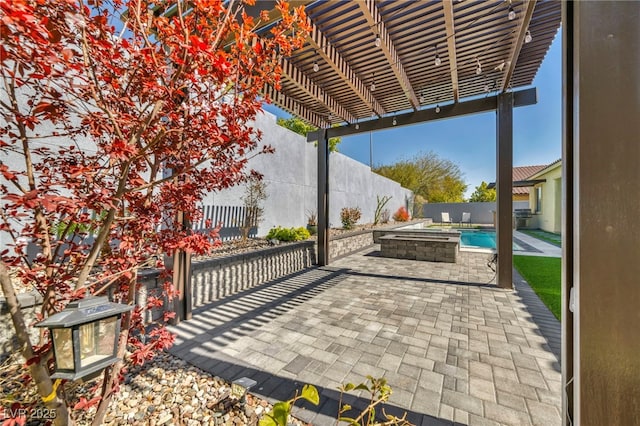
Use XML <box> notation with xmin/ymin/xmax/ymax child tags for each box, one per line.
<box><xmin>266</xmin><ymin>226</ymin><xmax>310</xmax><ymax>242</ymax></box>
<box><xmin>340</xmin><ymin>207</ymin><xmax>361</xmax><ymax>230</ymax></box>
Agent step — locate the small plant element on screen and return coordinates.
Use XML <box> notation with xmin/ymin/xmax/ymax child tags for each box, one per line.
<box><xmin>240</xmin><ymin>177</ymin><xmax>268</xmax><ymax>242</ymax></box>
<box><xmin>337</xmin><ymin>376</ymin><xmax>412</xmax><ymax>425</ymax></box>
<box><xmin>392</xmin><ymin>206</ymin><xmax>410</xmax><ymax>222</ymax></box>
<box><xmin>374</xmin><ymin>195</ymin><xmax>392</xmax><ymax>225</ymax></box>
<box><xmin>306</xmin><ymin>210</ymin><xmax>318</xmax><ymax>235</ymax></box>
<box><xmin>412</xmin><ymin>195</ymin><xmax>426</xmax><ymax>219</ymax></box>
<box><xmin>306</xmin><ymin>210</ymin><xmax>317</xmax><ymax>226</ymax></box>
<box><xmin>380</xmin><ymin>209</ymin><xmax>391</xmax><ymax>224</ymax></box>
<box><xmin>341</xmin><ymin>207</ymin><xmax>362</xmax><ymax>230</ymax></box>
<box><xmin>266</xmin><ymin>226</ymin><xmax>310</xmax><ymax>242</ymax></box>
<box><xmin>259</xmin><ymin>377</ymin><xmax>412</xmax><ymax>426</ymax></box>
<box><xmin>259</xmin><ymin>384</ymin><xmax>319</xmax><ymax>426</ymax></box>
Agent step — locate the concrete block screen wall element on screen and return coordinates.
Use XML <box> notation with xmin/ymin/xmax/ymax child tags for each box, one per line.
<box><xmin>199</xmin><ymin>112</ymin><xmax>413</xmax><ymax>236</ymax></box>
<box><xmin>422</xmin><ymin>201</ymin><xmax>529</xmax><ymax>225</ymax></box>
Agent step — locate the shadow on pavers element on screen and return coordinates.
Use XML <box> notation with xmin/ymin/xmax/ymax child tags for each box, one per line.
<box><xmin>182</xmin><ymin>357</ymin><xmax>463</xmax><ymax>426</ymax></box>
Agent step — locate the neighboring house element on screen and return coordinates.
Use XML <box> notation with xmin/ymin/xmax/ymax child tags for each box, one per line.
<box><xmin>527</xmin><ymin>159</ymin><xmax>562</xmax><ymax>233</ymax></box>
<box><xmin>512</xmin><ymin>165</ymin><xmax>546</xmax><ymax>202</ymax></box>
<box><xmin>487</xmin><ymin>161</ymin><xmax>562</xmax><ymax>232</ymax></box>
<box><xmin>488</xmin><ymin>164</ymin><xmax>546</xmax><ymax>209</ymax></box>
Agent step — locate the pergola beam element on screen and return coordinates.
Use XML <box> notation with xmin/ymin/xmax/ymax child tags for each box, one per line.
<box><xmin>280</xmin><ymin>59</ymin><xmax>357</xmax><ymax>123</ymax></box>
<box><xmin>442</xmin><ymin>0</ymin><xmax>460</xmax><ymax>102</ymax></box>
<box><xmin>306</xmin><ymin>17</ymin><xmax>386</xmax><ymax>117</ymax></box>
<box><xmin>263</xmin><ymin>85</ymin><xmax>326</xmax><ymax>127</ymax></box>
<box><xmin>500</xmin><ymin>0</ymin><xmax>537</xmax><ymax>91</ymax></box>
<box><xmin>356</xmin><ymin>0</ymin><xmax>420</xmax><ymax>111</ymax></box>
<box><xmin>307</xmin><ymin>87</ymin><xmax>537</xmax><ymax>141</ymax></box>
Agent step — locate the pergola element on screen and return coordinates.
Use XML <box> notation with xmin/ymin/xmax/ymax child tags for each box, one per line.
<box><xmin>255</xmin><ymin>0</ymin><xmax>561</xmax><ymax>290</ymax></box>
<box><xmin>248</xmin><ymin>2</ymin><xmax>640</xmax><ymax>425</ymax></box>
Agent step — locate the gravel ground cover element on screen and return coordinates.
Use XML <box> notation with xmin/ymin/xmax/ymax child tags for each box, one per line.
<box><xmin>0</xmin><ymin>351</ymin><xmax>307</xmax><ymax>426</ymax></box>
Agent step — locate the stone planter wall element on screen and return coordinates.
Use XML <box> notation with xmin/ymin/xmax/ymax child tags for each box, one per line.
<box><xmin>328</xmin><ymin>230</ymin><xmax>374</xmax><ymax>261</ymax></box>
<box><xmin>138</xmin><ymin>240</ymin><xmax>316</xmax><ymax>321</ymax></box>
<box><xmin>0</xmin><ymin>292</ymin><xmax>42</xmax><ymax>360</ymax></box>
<box><xmin>189</xmin><ymin>241</ymin><xmax>316</xmax><ymax>309</ymax></box>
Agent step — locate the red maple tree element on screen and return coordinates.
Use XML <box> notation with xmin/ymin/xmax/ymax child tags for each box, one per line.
<box><xmin>0</xmin><ymin>0</ymin><xmax>309</xmax><ymax>424</ymax></box>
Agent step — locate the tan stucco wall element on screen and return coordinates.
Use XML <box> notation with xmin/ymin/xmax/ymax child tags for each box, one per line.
<box><xmin>513</xmin><ymin>193</ymin><xmax>529</xmax><ymax>202</ymax></box>
<box><xmin>529</xmin><ymin>163</ymin><xmax>562</xmax><ymax>233</ymax></box>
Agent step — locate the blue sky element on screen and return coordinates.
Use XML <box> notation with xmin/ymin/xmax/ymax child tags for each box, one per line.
<box><xmin>265</xmin><ymin>31</ymin><xmax>562</xmax><ymax>199</ymax></box>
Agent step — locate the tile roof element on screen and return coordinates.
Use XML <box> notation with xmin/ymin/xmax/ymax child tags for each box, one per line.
<box><xmin>512</xmin><ymin>165</ymin><xmax>546</xmax><ymax>194</ymax></box>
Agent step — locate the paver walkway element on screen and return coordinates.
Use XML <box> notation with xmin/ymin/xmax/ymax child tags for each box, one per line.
<box><xmin>169</xmin><ymin>248</ymin><xmax>561</xmax><ymax>426</ymax></box>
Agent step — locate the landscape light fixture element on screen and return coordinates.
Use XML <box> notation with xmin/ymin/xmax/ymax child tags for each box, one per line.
<box><xmin>232</xmin><ymin>377</ymin><xmax>257</xmax><ymax>403</ymax></box>
<box><xmin>524</xmin><ymin>30</ymin><xmax>533</xmax><ymax>44</ymax></box>
<box><xmin>36</xmin><ymin>297</ymin><xmax>133</xmax><ymax>381</ymax></box>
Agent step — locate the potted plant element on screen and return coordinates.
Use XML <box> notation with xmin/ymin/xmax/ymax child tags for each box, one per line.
<box><xmin>306</xmin><ymin>211</ymin><xmax>318</xmax><ymax>235</ymax></box>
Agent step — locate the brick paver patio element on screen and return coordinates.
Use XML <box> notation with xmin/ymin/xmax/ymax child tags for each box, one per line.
<box><xmin>169</xmin><ymin>247</ymin><xmax>561</xmax><ymax>426</ymax></box>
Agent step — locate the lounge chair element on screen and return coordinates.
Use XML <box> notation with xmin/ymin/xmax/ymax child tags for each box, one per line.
<box><xmin>461</xmin><ymin>212</ymin><xmax>471</xmax><ymax>227</ymax></box>
<box><xmin>441</xmin><ymin>212</ymin><xmax>452</xmax><ymax>225</ymax></box>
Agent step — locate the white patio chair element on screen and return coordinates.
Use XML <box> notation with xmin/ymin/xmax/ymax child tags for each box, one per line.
<box><xmin>441</xmin><ymin>212</ymin><xmax>452</xmax><ymax>225</ymax></box>
<box><xmin>461</xmin><ymin>212</ymin><xmax>471</xmax><ymax>227</ymax></box>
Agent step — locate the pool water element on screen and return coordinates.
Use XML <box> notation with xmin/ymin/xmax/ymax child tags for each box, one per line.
<box><xmin>459</xmin><ymin>230</ymin><xmax>522</xmax><ymax>250</ymax></box>
<box><xmin>460</xmin><ymin>230</ymin><xmax>496</xmax><ymax>248</ymax></box>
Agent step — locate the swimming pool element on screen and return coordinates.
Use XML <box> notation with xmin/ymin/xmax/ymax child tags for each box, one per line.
<box><xmin>459</xmin><ymin>230</ymin><xmax>523</xmax><ymax>250</ymax></box>
<box><xmin>460</xmin><ymin>230</ymin><xmax>496</xmax><ymax>248</ymax></box>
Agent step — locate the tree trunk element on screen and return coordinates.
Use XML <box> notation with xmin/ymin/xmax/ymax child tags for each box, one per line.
<box><xmin>0</xmin><ymin>261</ymin><xmax>72</xmax><ymax>426</ymax></box>
<box><xmin>91</xmin><ymin>273</ymin><xmax>137</xmax><ymax>426</ymax></box>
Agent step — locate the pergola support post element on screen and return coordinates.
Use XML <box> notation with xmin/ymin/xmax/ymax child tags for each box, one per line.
<box><xmin>564</xmin><ymin>2</ymin><xmax>640</xmax><ymax>424</ymax></box>
<box><xmin>317</xmin><ymin>129</ymin><xmax>330</xmax><ymax>266</ymax></box>
<box><xmin>496</xmin><ymin>92</ymin><xmax>513</xmax><ymax>289</ymax></box>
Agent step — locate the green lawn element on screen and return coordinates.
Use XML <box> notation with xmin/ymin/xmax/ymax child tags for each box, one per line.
<box><xmin>520</xmin><ymin>229</ymin><xmax>562</xmax><ymax>247</ymax></box>
<box><xmin>513</xmin><ymin>255</ymin><xmax>561</xmax><ymax>319</ymax></box>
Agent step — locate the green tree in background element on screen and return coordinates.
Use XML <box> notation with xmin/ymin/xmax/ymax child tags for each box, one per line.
<box><xmin>277</xmin><ymin>117</ymin><xmax>341</xmax><ymax>152</ymax></box>
<box><xmin>374</xmin><ymin>151</ymin><xmax>467</xmax><ymax>202</ymax></box>
<box><xmin>468</xmin><ymin>181</ymin><xmax>497</xmax><ymax>202</ymax></box>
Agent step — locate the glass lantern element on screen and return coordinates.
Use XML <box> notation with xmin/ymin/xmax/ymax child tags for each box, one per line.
<box><xmin>36</xmin><ymin>297</ymin><xmax>133</xmax><ymax>381</ymax></box>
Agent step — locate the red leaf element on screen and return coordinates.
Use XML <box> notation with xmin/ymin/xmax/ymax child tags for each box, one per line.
<box><xmin>0</xmin><ymin>164</ymin><xmax>16</xmax><ymax>181</ymax></box>
<box><xmin>253</xmin><ymin>40</ymin><xmax>262</xmax><ymax>54</ymax></box>
<box><xmin>61</xmin><ymin>48</ymin><xmax>74</xmax><ymax>61</ymax></box>
<box><xmin>73</xmin><ymin>396</ymin><xmax>101</xmax><ymax>411</ymax></box>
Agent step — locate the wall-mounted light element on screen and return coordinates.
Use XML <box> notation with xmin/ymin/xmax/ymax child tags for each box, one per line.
<box><xmin>524</xmin><ymin>30</ymin><xmax>533</xmax><ymax>44</ymax></box>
